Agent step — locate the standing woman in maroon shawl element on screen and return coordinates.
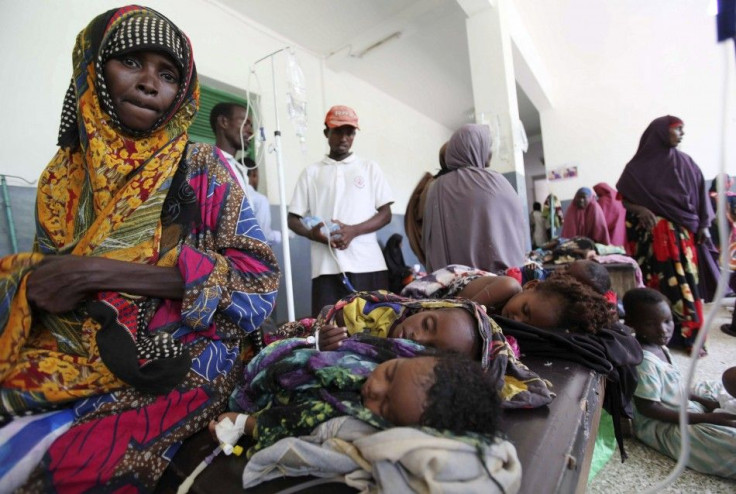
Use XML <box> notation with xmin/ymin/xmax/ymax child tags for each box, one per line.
<box><xmin>422</xmin><ymin>124</ymin><xmax>526</xmax><ymax>273</ymax></box>
<box><xmin>594</xmin><ymin>182</ymin><xmax>627</xmax><ymax>248</ymax></box>
<box><xmin>561</xmin><ymin>187</ymin><xmax>611</xmax><ymax>244</ymax></box>
<box><xmin>616</xmin><ymin>116</ymin><xmax>716</xmax><ymax>354</ymax></box>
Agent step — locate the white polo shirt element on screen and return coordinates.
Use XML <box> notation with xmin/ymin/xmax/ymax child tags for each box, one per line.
<box><xmin>289</xmin><ymin>153</ymin><xmax>394</xmax><ymax>278</ymax></box>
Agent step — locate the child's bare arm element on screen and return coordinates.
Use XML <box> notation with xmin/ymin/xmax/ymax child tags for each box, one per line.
<box><xmin>634</xmin><ymin>397</ymin><xmax>736</xmax><ymax>427</ymax></box>
<box><xmin>690</xmin><ymin>394</ymin><xmax>719</xmax><ymax>412</ymax></box>
<box><xmin>333</xmin><ymin>308</ymin><xmax>345</xmax><ymax>327</ymax></box>
<box><xmin>319</xmin><ymin>324</ymin><xmax>348</xmax><ymax>350</ymax></box>
<box><xmin>208</xmin><ymin>412</ymin><xmax>256</xmax><ymax>441</ymax></box>
<box><xmin>457</xmin><ymin>275</ymin><xmax>522</xmax><ymax>313</ymax></box>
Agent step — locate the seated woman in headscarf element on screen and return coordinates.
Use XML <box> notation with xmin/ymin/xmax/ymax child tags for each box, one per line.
<box><xmin>0</xmin><ymin>6</ymin><xmax>279</xmax><ymax>491</ymax></box>
<box><xmin>594</xmin><ymin>182</ymin><xmax>628</xmax><ymax>248</ymax></box>
<box><xmin>421</xmin><ymin>124</ymin><xmax>527</xmax><ymax>273</ymax></box>
<box><xmin>561</xmin><ymin>187</ymin><xmax>611</xmax><ymax>245</ymax></box>
<box><xmin>616</xmin><ymin>115</ymin><xmax>716</xmax><ymax>354</ymax></box>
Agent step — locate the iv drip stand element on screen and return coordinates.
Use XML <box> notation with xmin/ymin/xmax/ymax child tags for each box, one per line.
<box><xmin>253</xmin><ymin>47</ymin><xmax>295</xmax><ymax>321</ymax></box>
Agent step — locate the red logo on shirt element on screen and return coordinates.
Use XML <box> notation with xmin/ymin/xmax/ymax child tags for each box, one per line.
<box><xmin>354</xmin><ymin>176</ymin><xmax>365</xmax><ymax>188</ymax></box>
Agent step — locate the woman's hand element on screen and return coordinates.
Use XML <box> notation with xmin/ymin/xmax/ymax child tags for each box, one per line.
<box><xmin>636</xmin><ymin>397</ymin><xmax>736</xmax><ymax>427</ymax></box>
<box><xmin>27</xmin><ymin>255</ymin><xmax>184</xmax><ymax>314</ymax></box>
<box><xmin>318</xmin><ymin>324</ymin><xmax>349</xmax><ymax>350</ymax></box>
<box><xmin>695</xmin><ymin>227</ymin><xmax>710</xmax><ymax>245</ymax></box>
<box><xmin>27</xmin><ymin>256</ymin><xmax>95</xmax><ymax>313</ymax></box>
<box><xmin>623</xmin><ymin>199</ymin><xmax>657</xmax><ymax>231</ymax></box>
<box><xmin>635</xmin><ymin>207</ymin><xmax>657</xmax><ymax>231</ymax></box>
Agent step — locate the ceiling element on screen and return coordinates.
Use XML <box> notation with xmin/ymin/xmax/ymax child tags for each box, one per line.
<box><xmin>222</xmin><ymin>0</ymin><xmax>541</xmax><ymax>136</ymax></box>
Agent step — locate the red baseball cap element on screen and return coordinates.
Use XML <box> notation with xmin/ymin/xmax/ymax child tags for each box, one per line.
<box><xmin>324</xmin><ymin>105</ymin><xmax>360</xmax><ymax>130</ymax></box>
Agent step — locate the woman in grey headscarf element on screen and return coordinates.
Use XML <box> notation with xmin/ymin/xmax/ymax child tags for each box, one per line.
<box><xmin>421</xmin><ymin>124</ymin><xmax>527</xmax><ymax>273</ymax></box>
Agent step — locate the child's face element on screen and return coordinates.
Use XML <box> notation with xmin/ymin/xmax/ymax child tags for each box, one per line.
<box><xmin>103</xmin><ymin>51</ymin><xmax>181</xmax><ymax>131</ymax></box>
<box><xmin>501</xmin><ymin>287</ymin><xmax>563</xmax><ymax>328</ymax></box>
<box><xmin>388</xmin><ymin>308</ymin><xmax>478</xmax><ymax>358</ymax></box>
<box><xmin>634</xmin><ymin>301</ymin><xmax>674</xmax><ymax>345</ymax></box>
<box><xmin>361</xmin><ymin>356</ymin><xmax>435</xmax><ymax>426</ymax></box>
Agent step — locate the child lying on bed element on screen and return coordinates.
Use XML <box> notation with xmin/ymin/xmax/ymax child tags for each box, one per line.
<box><xmin>267</xmin><ymin>292</ymin><xmax>554</xmax><ymax>409</ymax></box>
<box><xmin>209</xmin><ymin>335</ymin><xmax>500</xmax><ymax>458</ymax></box>
<box><xmin>401</xmin><ymin>263</ymin><xmax>614</xmax><ymax>333</ymax></box>
<box><xmin>270</xmin><ymin>271</ymin><xmax>611</xmax><ymax>368</ymax></box>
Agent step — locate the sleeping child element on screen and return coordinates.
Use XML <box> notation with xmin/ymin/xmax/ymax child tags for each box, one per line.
<box><xmin>267</xmin><ymin>292</ymin><xmax>554</xmax><ymax>408</ymax></box>
<box><xmin>400</xmin><ymin>264</ymin><xmax>615</xmax><ymax>333</ymax></box>
<box><xmin>210</xmin><ymin>335</ymin><xmax>499</xmax><ymax>456</ymax></box>
<box><xmin>273</xmin><ymin>267</ymin><xmax>613</xmax><ymax>366</ymax></box>
<box><xmin>207</xmin><ymin>334</ymin><xmax>523</xmax><ymax>492</ymax></box>
<box><xmin>624</xmin><ymin>287</ymin><xmax>736</xmax><ymax>479</ymax></box>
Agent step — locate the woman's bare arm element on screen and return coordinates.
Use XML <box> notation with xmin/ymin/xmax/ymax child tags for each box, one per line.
<box><xmin>27</xmin><ymin>255</ymin><xmax>183</xmax><ymax>314</ymax></box>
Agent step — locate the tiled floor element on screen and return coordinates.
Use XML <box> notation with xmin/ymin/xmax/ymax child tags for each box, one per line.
<box><xmin>587</xmin><ymin>298</ymin><xmax>736</xmax><ymax>493</ymax></box>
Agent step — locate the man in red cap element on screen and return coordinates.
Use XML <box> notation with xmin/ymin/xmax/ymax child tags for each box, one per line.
<box><xmin>288</xmin><ymin>105</ymin><xmax>394</xmax><ymax>316</ymax></box>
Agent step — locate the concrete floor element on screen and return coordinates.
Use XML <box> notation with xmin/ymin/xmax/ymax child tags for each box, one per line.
<box><xmin>587</xmin><ymin>298</ymin><xmax>736</xmax><ymax>493</ymax></box>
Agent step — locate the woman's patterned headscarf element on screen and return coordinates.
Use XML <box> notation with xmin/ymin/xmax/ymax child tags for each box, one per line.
<box><xmin>15</xmin><ymin>5</ymin><xmax>201</xmax><ymax>395</ymax></box>
<box><xmin>39</xmin><ymin>5</ymin><xmax>199</xmax><ymax>257</ymax></box>
<box><xmin>58</xmin><ymin>5</ymin><xmax>197</xmax><ymax>146</ymax></box>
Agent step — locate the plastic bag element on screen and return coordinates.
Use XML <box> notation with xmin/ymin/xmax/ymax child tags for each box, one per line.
<box><xmin>286</xmin><ymin>50</ymin><xmax>307</xmax><ymax>142</ymax></box>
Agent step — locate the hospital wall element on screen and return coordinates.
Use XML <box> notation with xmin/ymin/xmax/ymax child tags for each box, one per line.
<box><xmin>0</xmin><ymin>0</ymin><xmax>451</xmax><ymax>215</ymax></box>
<box><xmin>520</xmin><ymin>0</ymin><xmax>734</xmax><ymax>201</ymax></box>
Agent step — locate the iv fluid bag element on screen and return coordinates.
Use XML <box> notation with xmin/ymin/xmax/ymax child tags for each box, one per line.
<box><xmin>286</xmin><ymin>50</ymin><xmax>307</xmax><ymax>141</ymax></box>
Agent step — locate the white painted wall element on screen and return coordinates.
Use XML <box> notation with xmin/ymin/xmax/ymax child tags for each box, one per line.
<box><xmin>0</xmin><ymin>0</ymin><xmax>451</xmax><ymax>214</ymax></box>
<box><xmin>523</xmin><ymin>136</ymin><xmax>546</xmax><ymax>207</ymax></box>
<box><xmin>2</xmin><ymin>0</ymin><xmax>732</xmax><ymax>212</ymax></box>
<box><xmin>516</xmin><ymin>0</ymin><xmax>735</xmax><ymax>202</ymax></box>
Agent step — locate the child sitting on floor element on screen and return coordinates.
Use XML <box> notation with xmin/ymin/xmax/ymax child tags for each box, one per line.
<box><xmin>624</xmin><ymin>287</ymin><xmax>736</xmax><ymax>479</ymax></box>
<box><xmin>209</xmin><ymin>335</ymin><xmax>500</xmax><ymax>458</ymax></box>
